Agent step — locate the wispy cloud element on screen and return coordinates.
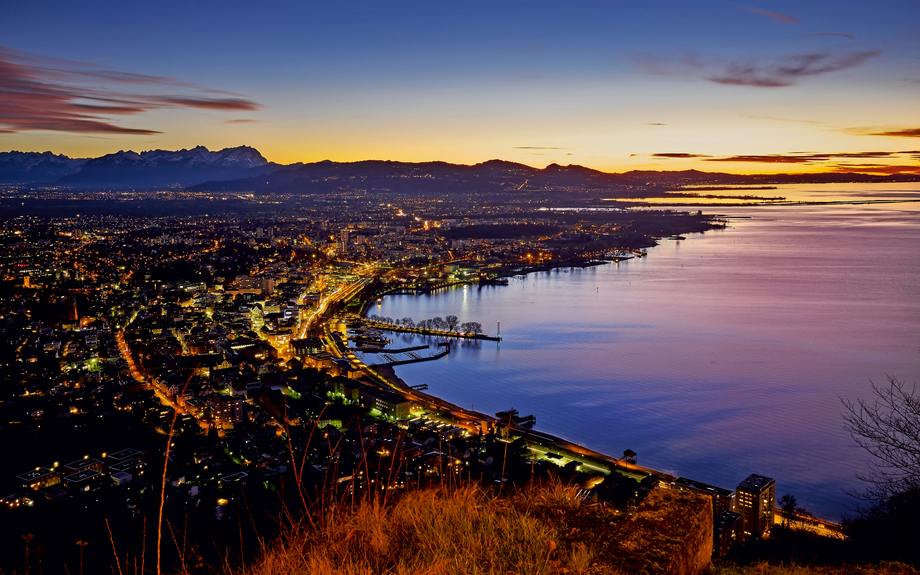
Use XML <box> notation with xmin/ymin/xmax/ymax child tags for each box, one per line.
<box><xmin>706</xmin><ymin>154</ymin><xmax>807</xmax><ymax>163</ymax></box>
<box><xmin>645</xmin><ymin>123</ymin><xmax>667</xmax><ymax>126</ymax></box>
<box><xmin>708</xmin><ymin>50</ymin><xmax>882</xmax><ymax>87</ymax></box>
<box><xmin>830</xmin><ymin>164</ymin><xmax>920</xmax><ymax>174</ymax></box>
<box><xmin>513</xmin><ymin>146</ymin><xmax>572</xmax><ymax>150</ymax></box>
<box><xmin>225</xmin><ymin>118</ymin><xmax>259</xmax><ymax>124</ymax></box>
<box><xmin>699</xmin><ymin>151</ymin><xmax>918</xmax><ymax>174</ymax></box>
<box><xmin>867</xmin><ymin>128</ymin><xmax>920</xmax><ymax>138</ymax></box>
<box><xmin>744</xmin><ymin>6</ymin><xmax>803</xmax><ymax>25</ymax></box>
<box><xmin>651</xmin><ymin>153</ymin><xmax>713</xmax><ymax>159</ymax></box>
<box><xmin>704</xmin><ymin>151</ymin><xmax>901</xmax><ymax>163</ymax></box>
<box><xmin>634</xmin><ymin>49</ymin><xmax>882</xmax><ymax>88</ymax></box>
<box><xmin>151</xmin><ymin>96</ymin><xmax>258</xmax><ymax>111</ymax></box>
<box><xmin>810</xmin><ymin>33</ymin><xmax>855</xmax><ymax>39</ymax></box>
<box><xmin>635</xmin><ymin>150</ymin><xmax>917</xmax><ymax>173</ymax></box>
<box><xmin>0</xmin><ymin>45</ymin><xmax>261</xmax><ymax>135</ymax></box>
<box><xmin>739</xmin><ymin>114</ymin><xmax>822</xmax><ymax>125</ymax></box>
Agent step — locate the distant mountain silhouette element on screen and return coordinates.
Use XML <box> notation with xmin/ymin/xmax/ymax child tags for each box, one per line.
<box><xmin>56</xmin><ymin>145</ymin><xmax>273</xmax><ymax>189</ymax></box>
<box><xmin>186</xmin><ymin>158</ymin><xmax>641</xmax><ymax>197</ymax></box>
<box><xmin>0</xmin><ymin>146</ymin><xmax>916</xmax><ymax>191</ymax></box>
<box><xmin>0</xmin><ymin>151</ymin><xmax>89</xmax><ymax>184</ymax></box>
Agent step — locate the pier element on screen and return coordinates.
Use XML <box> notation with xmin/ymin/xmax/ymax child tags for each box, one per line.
<box><xmin>367</xmin><ymin>344</ymin><xmax>450</xmax><ymax>367</ymax></box>
<box><xmin>378</xmin><ymin>280</ymin><xmax>467</xmax><ymax>296</ymax></box>
<box><xmin>361</xmin><ymin>319</ymin><xmax>502</xmax><ymax>341</ymax></box>
<box><xmin>353</xmin><ymin>343</ymin><xmax>430</xmax><ymax>354</ymax></box>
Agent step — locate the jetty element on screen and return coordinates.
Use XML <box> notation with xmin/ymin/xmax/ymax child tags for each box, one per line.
<box><xmin>496</xmin><ymin>408</ymin><xmax>537</xmax><ymax>428</ymax></box>
<box><xmin>367</xmin><ymin>342</ymin><xmax>450</xmax><ymax>367</ymax></box>
<box><xmin>361</xmin><ymin>319</ymin><xmax>502</xmax><ymax>341</ymax></box>
<box><xmin>352</xmin><ymin>343</ymin><xmax>430</xmax><ymax>354</ymax></box>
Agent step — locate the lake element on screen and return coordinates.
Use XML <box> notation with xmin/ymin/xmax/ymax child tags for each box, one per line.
<box><xmin>372</xmin><ymin>183</ymin><xmax>920</xmax><ymax>520</ymax></box>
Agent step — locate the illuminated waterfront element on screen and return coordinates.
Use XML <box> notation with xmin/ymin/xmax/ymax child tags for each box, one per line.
<box><xmin>376</xmin><ymin>185</ymin><xmax>920</xmax><ymax>520</ymax></box>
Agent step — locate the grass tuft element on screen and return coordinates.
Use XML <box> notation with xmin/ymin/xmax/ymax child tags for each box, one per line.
<box><xmin>237</xmin><ymin>484</ymin><xmax>595</xmax><ymax>575</ymax></box>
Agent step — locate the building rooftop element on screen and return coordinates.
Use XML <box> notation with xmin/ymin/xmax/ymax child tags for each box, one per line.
<box><xmin>738</xmin><ymin>473</ymin><xmax>775</xmax><ymax>492</ymax></box>
<box><xmin>107</xmin><ymin>448</ymin><xmax>142</xmax><ymax>462</ymax></box>
<box><xmin>66</xmin><ymin>469</ymin><xmax>102</xmax><ymax>484</ymax></box>
<box><xmin>64</xmin><ymin>458</ymin><xmax>103</xmax><ymax>472</ymax></box>
<box><xmin>714</xmin><ymin>509</ymin><xmax>742</xmax><ymax>530</ymax></box>
<box><xmin>16</xmin><ymin>468</ymin><xmax>56</xmax><ymax>481</ymax></box>
<box><xmin>109</xmin><ymin>458</ymin><xmax>144</xmax><ymax>473</ymax></box>
<box><xmin>674</xmin><ymin>477</ymin><xmax>733</xmax><ymax>498</ymax></box>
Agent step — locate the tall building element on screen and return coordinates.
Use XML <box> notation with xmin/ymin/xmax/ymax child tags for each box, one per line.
<box><xmin>210</xmin><ymin>394</ymin><xmax>245</xmax><ymax>427</ymax></box>
<box><xmin>734</xmin><ymin>474</ymin><xmax>776</xmax><ymax>539</ymax></box>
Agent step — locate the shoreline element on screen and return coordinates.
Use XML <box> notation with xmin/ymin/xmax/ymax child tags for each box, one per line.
<box><xmin>360</xmin><ymin>219</ymin><xmax>862</xmax><ymax>520</ymax></box>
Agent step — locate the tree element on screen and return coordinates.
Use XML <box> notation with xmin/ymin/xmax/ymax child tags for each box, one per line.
<box><xmin>779</xmin><ymin>493</ymin><xmax>797</xmax><ymax>528</ymax></box>
<box><xmin>841</xmin><ymin>375</ymin><xmax>920</xmax><ymax>502</ymax></box>
<box><xmin>445</xmin><ymin>314</ymin><xmax>459</xmax><ymax>332</ymax></box>
<box><xmin>401</xmin><ymin>317</ymin><xmax>414</xmax><ymax>328</ymax></box>
<box><xmin>842</xmin><ymin>375</ymin><xmax>920</xmax><ymax>566</ymax></box>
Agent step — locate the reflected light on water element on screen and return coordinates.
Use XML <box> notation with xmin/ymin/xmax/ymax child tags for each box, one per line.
<box><xmin>377</xmin><ymin>186</ymin><xmax>920</xmax><ymax>520</ymax></box>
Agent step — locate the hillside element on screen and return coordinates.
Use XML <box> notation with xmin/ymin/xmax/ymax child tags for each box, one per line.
<box><xmin>234</xmin><ymin>483</ymin><xmax>713</xmax><ymax>575</ymax></box>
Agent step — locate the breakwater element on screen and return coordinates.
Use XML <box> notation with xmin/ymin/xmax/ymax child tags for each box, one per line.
<box><xmin>361</xmin><ymin>319</ymin><xmax>501</xmax><ymax>341</ymax></box>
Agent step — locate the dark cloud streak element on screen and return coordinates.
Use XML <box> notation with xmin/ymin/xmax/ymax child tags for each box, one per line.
<box><xmin>152</xmin><ymin>96</ymin><xmax>259</xmax><ymax>111</ymax></box>
<box><xmin>705</xmin><ymin>151</ymin><xmax>903</xmax><ymax>163</ymax></box>
<box><xmin>708</xmin><ymin>50</ymin><xmax>882</xmax><ymax>87</ymax></box>
<box><xmin>811</xmin><ymin>33</ymin><xmax>855</xmax><ymax>39</ymax></box>
<box><xmin>0</xmin><ymin>45</ymin><xmax>260</xmax><ymax>135</ymax></box>
<box><xmin>869</xmin><ymin>128</ymin><xmax>920</xmax><ymax>138</ymax></box>
<box><xmin>744</xmin><ymin>7</ymin><xmax>803</xmax><ymax>25</ymax></box>
<box><xmin>651</xmin><ymin>153</ymin><xmax>713</xmax><ymax>158</ymax></box>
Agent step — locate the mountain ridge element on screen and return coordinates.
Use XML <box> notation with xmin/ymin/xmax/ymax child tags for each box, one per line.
<box><xmin>1</xmin><ymin>146</ymin><xmax>917</xmax><ymax>191</ymax></box>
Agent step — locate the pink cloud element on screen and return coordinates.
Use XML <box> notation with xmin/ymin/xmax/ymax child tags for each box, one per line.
<box><xmin>744</xmin><ymin>6</ymin><xmax>803</xmax><ymax>25</ymax></box>
<box><xmin>0</xmin><ymin>45</ymin><xmax>261</xmax><ymax>135</ymax></box>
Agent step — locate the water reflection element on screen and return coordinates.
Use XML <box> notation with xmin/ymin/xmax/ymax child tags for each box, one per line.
<box><xmin>377</xmin><ymin>190</ymin><xmax>920</xmax><ymax>519</ymax></box>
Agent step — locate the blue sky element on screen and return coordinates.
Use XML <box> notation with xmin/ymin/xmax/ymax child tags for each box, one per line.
<box><xmin>1</xmin><ymin>0</ymin><xmax>918</xmax><ymax>173</ymax></box>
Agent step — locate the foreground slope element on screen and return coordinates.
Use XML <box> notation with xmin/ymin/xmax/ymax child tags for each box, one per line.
<box><xmin>238</xmin><ymin>484</ymin><xmax>712</xmax><ymax>575</ymax></box>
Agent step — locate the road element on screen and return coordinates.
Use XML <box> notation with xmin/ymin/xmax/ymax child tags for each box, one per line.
<box><xmin>316</xmin><ymin>281</ymin><xmax>655</xmax><ymax>483</ymax></box>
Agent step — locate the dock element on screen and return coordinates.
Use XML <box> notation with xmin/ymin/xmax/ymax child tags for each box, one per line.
<box><xmin>367</xmin><ymin>344</ymin><xmax>450</xmax><ymax>367</ymax></box>
<box><xmin>361</xmin><ymin>319</ymin><xmax>501</xmax><ymax>341</ymax></box>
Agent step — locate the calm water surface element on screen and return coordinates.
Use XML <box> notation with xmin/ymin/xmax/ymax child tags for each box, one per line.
<box><xmin>372</xmin><ymin>184</ymin><xmax>920</xmax><ymax>520</ymax></box>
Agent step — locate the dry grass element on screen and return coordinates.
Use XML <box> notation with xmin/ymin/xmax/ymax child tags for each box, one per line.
<box><xmin>533</xmin><ymin>477</ymin><xmax>583</xmax><ymax>512</ymax></box>
<box><xmin>238</xmin><ymin>484</ymin><xmax>595</xmax><ymax>575</ymax></box>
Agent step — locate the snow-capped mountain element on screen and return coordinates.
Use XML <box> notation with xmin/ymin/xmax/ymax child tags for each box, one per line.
<box><xmin>56</xmin><ymin>145</ymin><xmax>271</xmax><ymax>188</ymax></box>
<box><xmin>0</xmin><ymin>151</ymin><xmax>89</xmax><ymax>184</ymax></box>
<box><xmin>138</xmin><ymin>145</ymin><xmax>268</xmax><ymax>168</ymax></box>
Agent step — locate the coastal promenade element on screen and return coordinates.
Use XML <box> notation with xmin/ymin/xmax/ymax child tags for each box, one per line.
<box><xmin>316</xmin><ymin>279</ymin><xmax>663</xmax><ymax>488</ymax></box>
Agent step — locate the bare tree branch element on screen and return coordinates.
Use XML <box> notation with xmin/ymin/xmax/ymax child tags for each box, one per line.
<box><xmin>842</xmin><ymin>375</ymin><xmax>920</xmax><ymax>502</ymax></box>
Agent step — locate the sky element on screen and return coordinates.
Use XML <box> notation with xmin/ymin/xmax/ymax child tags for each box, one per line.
<box><xmin>1</xmin><ymin>0</ymin><xmax>918</xmax><ymax>174</ymax></box>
